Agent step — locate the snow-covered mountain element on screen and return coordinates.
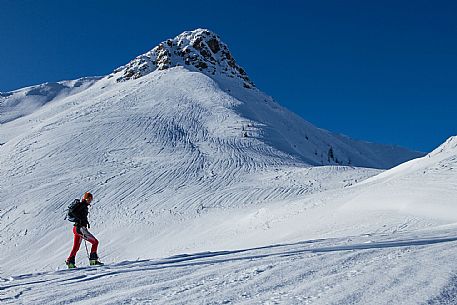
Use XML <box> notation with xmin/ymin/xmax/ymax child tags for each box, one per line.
<box><xmin>0</xmin><ymin>28</ymin><xmax>421</xmax><ymax>271</ymax></box>
<box><xmin>110</xmin><ymin>28</ymin><xmax>423</xmax><ymax>169</ymax></box>
<box><xmin>2</xmin><ymin>29</ymin><xmax>455</xmax><ymax>304</ymax></box>
<box><xmin>0</xmin><ymin>29</ymin><xmax>422</xmax><ymax>169</ymax></box>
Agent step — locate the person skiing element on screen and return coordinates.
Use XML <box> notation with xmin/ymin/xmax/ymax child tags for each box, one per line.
<box><xmin>66</xmin><ymin>192</ymin><xmax>103</xmax><ymax>268</ymax></box>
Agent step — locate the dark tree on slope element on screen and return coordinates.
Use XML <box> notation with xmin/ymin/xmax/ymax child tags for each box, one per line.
<box><xmin>328</xmin><ymin>146</ymin><xmax>334</xmax><ymax>163</ymax></box>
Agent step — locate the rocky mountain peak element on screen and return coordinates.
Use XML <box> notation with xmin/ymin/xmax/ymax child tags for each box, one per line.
<box><xmin>112</xmin><ymin>29</ymin><xmax>254</xmax><ymax>88</ymax></box>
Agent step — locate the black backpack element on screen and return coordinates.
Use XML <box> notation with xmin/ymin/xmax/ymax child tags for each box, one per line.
<box><xmin>67</xmin><ymin>199</ymin><xmax>81</xmax><ymax>222</ymax></box>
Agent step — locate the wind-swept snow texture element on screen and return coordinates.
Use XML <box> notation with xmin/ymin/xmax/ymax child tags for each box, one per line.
<box><xmin>1</xmin><ymin>29</ymin><xmax>453</xmax><ymax>305</ymax></box>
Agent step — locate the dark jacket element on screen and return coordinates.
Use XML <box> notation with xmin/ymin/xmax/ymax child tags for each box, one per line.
<box><xmin>73</xmin><ymin>200</ymin><xmax>90</xmax><ymax>227</ymax></box>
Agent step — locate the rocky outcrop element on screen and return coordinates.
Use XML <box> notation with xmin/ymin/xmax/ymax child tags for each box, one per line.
<box><xmin>113</xmin><ymin>29</ymin><xmax>254</xmax><ymax>88</ymax></box>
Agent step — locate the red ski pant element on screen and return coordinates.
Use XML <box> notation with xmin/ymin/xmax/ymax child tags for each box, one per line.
<box><xmin>68</xmin><ymin>226</ymin><xmax>99</xmax><ymax>258</ymax></box>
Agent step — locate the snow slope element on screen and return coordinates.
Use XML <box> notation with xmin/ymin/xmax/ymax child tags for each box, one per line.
<box><xmin>4</xmin><ymin>134</ymin><xmax>453</xmax><ymax>304</ymax></box>
<box><xmin>3</xmin><ymin>229</ymin><xmax>457</xmax><ymax>305</ymax></box>
<box><xmin>341</xmin><ymin>136</ymin><xmax>457</xmax><ymax>221</ymax></box>
<box><xmin>0</xmin><ymin>77</ymin><xmax>100</xmax><ymax>124</ymax></box>
<box><xmin>1</xmin><ymin>29</ymin><xmax>454</xmax><ymax>304</ymax></box>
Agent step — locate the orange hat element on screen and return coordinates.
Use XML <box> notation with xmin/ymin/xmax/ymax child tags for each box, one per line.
<box><xmin>82</xmin><ymin>192</ymin><xmax>93</xmax><ymax>202</ymax></box>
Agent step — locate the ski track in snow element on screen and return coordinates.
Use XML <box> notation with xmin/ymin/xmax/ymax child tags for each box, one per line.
<box><xmin>2</xmin><ymin>230</ymin><xmax>457</xmax><ymax>304</ymax></box>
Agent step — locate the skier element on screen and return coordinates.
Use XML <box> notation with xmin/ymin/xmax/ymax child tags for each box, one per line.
<box><xmin>66</xmin><ymin>192</ymin><xmax>103</xmax><ymax>268</ymax></box>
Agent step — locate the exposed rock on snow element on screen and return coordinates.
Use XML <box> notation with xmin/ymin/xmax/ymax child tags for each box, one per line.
<box><xmin>113</xmin><ymin>29</ymin><xmax>254</xmax><ymax>88</ymax></box>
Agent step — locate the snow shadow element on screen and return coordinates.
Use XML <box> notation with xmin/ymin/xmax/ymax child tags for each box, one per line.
<box><xmin>2</xmin><ymin>234</ymin><xmax>457</xmax><ymax>289</ymax></box>
<box><xmin>52</xmin><ymin>234</ymin><xmax>457</xmax><ymax>284</ymax></box>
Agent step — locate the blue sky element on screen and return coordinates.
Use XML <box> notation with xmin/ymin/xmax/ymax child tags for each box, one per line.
<box><xmin>1</xmin><ymin>0</ymin><xmax>456</xmax><ymax>152</ymax></box>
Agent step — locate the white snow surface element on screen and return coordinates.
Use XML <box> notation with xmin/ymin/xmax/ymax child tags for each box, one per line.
<box><xmin>0</xmin><ymin>77</ymin><xmax>100</xmax><ymax>124</ymax></box>
<box><xmin>1</xmin><ymin>29</ymin><xmax>455</xmax><ymax>304</ymax></box>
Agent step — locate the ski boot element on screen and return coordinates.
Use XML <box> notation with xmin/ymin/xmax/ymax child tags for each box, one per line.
<box><xmin>66</xmin><ymin>256</ymin><xmax>76</xmax><ymax>269</ymax></box>
<box><xmin>89</xmin><ymin>252</ymin><xmax>104</xmax><ymax>266</ymax></box>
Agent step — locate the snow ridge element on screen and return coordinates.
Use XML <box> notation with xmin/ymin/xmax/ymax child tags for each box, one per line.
<box><xmin>429</xmin><ymin>136</ymin><xmax>457</xmax><ymax>157</ymax></box>
<box><xmin>112</xmin><ymin>29</ymin><xmax>254</xmax><ymax>88</ymax></box>
<box><xmin>0</xmin><ymin>77</ymin><xmax>100</xmax><ymax>123</ymax></box>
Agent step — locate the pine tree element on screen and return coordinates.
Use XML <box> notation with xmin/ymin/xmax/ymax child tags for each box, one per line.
<box><xmin>328</xmin><ymin>146</ymin><xmax>334</xmax><ymax>162</ymax></box>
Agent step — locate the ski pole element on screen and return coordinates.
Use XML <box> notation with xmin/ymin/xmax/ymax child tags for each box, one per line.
<box><xmin>84</xmin><ymin>239</ymin><xmax>90</xmax><ymax>260</ymax></box>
